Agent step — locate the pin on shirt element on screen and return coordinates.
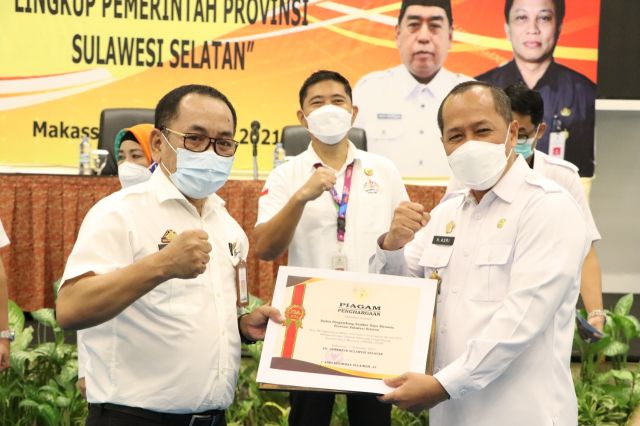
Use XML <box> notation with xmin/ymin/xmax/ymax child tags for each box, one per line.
<box><xmin>158</xmin><ymin>229</ymin><xmax>177</xmax><ymax>250</ymax></box>
<box><xmin>362</xmin><ymin>167</ymin><xmax>380</xmax><ymax>194</ymax></box>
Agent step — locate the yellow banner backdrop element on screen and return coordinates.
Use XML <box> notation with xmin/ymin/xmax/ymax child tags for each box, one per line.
<box><xmin>0</xmin><ymin>0</ymin><xmax>599</xmax><ymax>174</ymax></box>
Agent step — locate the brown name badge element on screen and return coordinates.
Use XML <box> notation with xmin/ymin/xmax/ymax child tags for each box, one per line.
<box><xmin>236</xmin><ymin>259</ymin><xmax>249</xmax><ymax>307</ymax></box>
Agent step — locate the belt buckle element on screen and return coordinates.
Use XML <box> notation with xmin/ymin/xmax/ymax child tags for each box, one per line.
<box><xmin>188</xmin><ymin>414</ymin><xmax>216</xmax><ymax>426</ymax></box>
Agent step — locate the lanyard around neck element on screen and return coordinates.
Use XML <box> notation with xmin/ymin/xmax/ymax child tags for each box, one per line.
<box><xmin>314</xmin><ymin>161</ymin><xmax>355</xmax><ymax>242</ymax></box>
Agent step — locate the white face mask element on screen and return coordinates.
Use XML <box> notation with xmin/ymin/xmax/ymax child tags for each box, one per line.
<box><xmin>118</xmin><ymin>161</ymin><xmax>152</xmax><ymax>188</ymax></box>
<box><xmin>447</xmin><ymin>124</ymin><xmax>513</xmax><ymax>191</ymax></box>
<box><xmin>304</xmin><ymin>104</ymin><xmax>353</xmax><ymax>145</ymax></box>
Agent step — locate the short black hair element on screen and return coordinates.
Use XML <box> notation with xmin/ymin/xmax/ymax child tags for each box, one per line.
<box><xmin>437</xmin><ymin>81</ymin><xmax>512</xmax><ymax>133</ymax></box>
<box><xmin>504</xmin><ymin>0</ymin><xmax>565</xmax><ymax>27</ymax></box>
<box><xmin>504</xmin><ymin>83</ymin><xmax>544</xmax><ymax>126</ymax></box>
<box><xmin>299</xmin><ymin>70</ymin><xmax>352</xmax><ymax>108</ymax></box>
<box><xmin>398</xmin><ymin>0</ymin><xmax>453</xmax><ymax>26</ymax></box>
<box><xmin>155</xmin><ymin>84</ymin><xmax>237</xmax><ymax>133</ymax></box>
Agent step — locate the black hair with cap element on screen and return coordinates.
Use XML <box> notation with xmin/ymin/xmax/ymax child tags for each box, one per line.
<box><xmin>398</xmin><ymin>0</ymin><xmax>453</xmax><ymax>25</ymax></box>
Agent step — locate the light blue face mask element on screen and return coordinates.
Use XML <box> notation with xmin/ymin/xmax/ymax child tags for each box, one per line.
<box><xmin>161</xmin><ymin>133</ymin><xmax>234</xmax><ymax>199</ymax></box>
<box><xmin>514</xmin><ymin>125</ymin><xmax>540</xmax><ymax>159</ymax></box>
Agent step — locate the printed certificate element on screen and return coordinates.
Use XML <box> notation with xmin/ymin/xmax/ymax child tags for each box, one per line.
<box><xmin>257</xmin><ymin>266</ymin><xmax>438</xmax><ymax>394</ymax></box>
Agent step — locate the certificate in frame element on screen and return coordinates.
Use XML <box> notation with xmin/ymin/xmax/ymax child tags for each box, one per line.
<box><xmin>257</xmin><ymin>266</ymin><xmax>438</xmax><ymax>394</ymax></box>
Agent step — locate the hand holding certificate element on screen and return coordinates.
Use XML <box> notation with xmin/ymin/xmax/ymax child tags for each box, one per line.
<box><xmin>257</xmin><ymin>266</ymin><xmax>438</xmax><ymax>394</ymax></box>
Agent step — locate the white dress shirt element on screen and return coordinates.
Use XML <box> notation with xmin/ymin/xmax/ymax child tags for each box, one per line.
<box><xmin>353</xmin><ymin>65</ymin><xmax>472</xmax><ymax>178</ymax></box>
<box><xmin>371</xmin><ymin>156</ymin><xmax>589</xmax><ymax>425</ymax></box>
<box><xmin>0</xmin><ymin>219</ymin><xmax>8</xmax><ymax>247</ymax></box>
<box><xmin>532</xmin><ymin>149</ymin><xmax>600</xmax><ymax>242</ymax></box>
<box><xmin>257</xmin><ymin>142</ymin><xmax>408</xmax><ymax>273</ymax></box>
<box><xmin>61</xmin><ymin>170</ymin><xmax>247</xmax><ymax>413</ymax></box>
<box><xmin>447</xmin><ymin>150</ymin><xmax>601</xmax><ymax>244</ymax></box>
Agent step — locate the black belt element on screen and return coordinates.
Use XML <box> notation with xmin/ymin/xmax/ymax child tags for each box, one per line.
<box><xmin>89</xmin><ymin>403</ymin><xmax>224</xmax><ymax>426</ymax></box>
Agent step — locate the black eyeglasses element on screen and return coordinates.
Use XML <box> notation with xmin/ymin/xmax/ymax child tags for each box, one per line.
<box><xmin>163</xmin><ymin>127</ymin><xmax>238</xmax><ymax>157</ymax></box>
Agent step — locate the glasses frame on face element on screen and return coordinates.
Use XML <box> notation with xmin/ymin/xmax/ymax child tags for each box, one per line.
<box><xmin>163</xmin><ymin>127</ymin><xmax>238</xmax><ymax>157</ymax></box>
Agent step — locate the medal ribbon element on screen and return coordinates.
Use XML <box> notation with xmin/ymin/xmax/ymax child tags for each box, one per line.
<box><xmin>281</xmin><ymin>284</ymin><xmax>307</xmax><ymax>359</ymax></box>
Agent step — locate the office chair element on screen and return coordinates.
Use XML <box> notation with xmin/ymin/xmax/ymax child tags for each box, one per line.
<box><xmin>280</xmin><ymin>126</ymin><xmax>367</xmax><ymax>157</ymax></box>
<box><xmin>98</xmin><ymin>108</ymin><xmax>155</xmax><ymax>175</ymax></box>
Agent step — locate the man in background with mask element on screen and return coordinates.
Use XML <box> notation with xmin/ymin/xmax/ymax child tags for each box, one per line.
<box><xmin>502</xmin><ymin>83</ymin><xmax>604</xmax><ymax>333</ymax></box>
<box><xmin>57</xmin><ymin>84</ymin><xmax>282</xmax><ymax>426</ymax></box>
<box><xmin>353</xmin><ymin>0</ymin><xmax>472</xmax><ymax>178</ymax></box>
<box><xmin>253</xmin><ymin>70</ymin><xmax>408</xmax><ymax>426</ymax></box>
<box><xmin>370</xmin><ymin>81</ymin><xmax>588</xmax><ymax>425</ymax></box>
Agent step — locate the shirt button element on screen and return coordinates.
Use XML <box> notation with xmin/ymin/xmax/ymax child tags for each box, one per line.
<box><xmin>419</xmin><ymin>130</ymin><xmax>424</xmax><ymax>135</ymax></box>
<box><xmin>473</xmin><ymin>214</ymin><xmax>482</xmax><ymax>220</ymax></box>
<box><xmin>421</xmin><ymin>104</ymin><xmax>425</xmax><ymax>108</ymax></box>
<box><xmin>440</xmin><ymin>327</ymin><xmax>447</xmax><ymax>334</ymax></box>
<box><xmin>463</xmin><ymin>251</ymin><xmax>470</xmax><ymax>257</ymax></box>
<box><xmin>451</xmin><ymin>287</ymin><xmax>458</xmax><ymax>294</ymax></box>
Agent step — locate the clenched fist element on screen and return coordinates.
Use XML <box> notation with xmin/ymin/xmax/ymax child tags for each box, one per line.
<box><xmin>159</xmin><ymin>230</ymin><xmax>212</xmax><ymax>279</ymax></box>
<box><xmin>382</xmin><ymin>202</ymin><xmax>430</xmax><ymax>251</ymax></box>
<box><xmin>295</xmin><ymin>167</ymin><xmax>337</xmax><ymax>202</ymax></box>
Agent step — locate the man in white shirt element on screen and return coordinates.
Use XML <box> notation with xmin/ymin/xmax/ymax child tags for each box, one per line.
<box><xmin>371</xmin><ymin>81</ymin><xmax>589</xmax><ymax>425</ymax></box>
<box><xmin>503</xmin><ymin>83</ymin><xmax>604</xmax><ymax>332</ymax></box>
<box><xmin>0</xmin><ymin>219</ymin><xmax>11</xmax><ymax>371</ymax></box>
<box><xmin>353</xmin><ymin>0</ymin><xmax>472</xmax><ymax>178</ymax></box>
<box><xmin>445</xmin><ymin>83</ymin><xmax>605</xmax><ymax>334</ymax></box>
<box><xmin>56</xmin><ymin>84</ymin><xmax>282</xmax><ymax>426</ymax></box>
<box><xmin>253</xmin><ymin>70</ymin><xmax>408</xmax><ymax>426</ymax></box>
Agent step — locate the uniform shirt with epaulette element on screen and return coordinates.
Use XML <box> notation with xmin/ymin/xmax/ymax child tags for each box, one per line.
<box><xmin>371</xmin><ymin>155</ymin><xmax>589</xmax><ymax>426</ymax></box>
<box><xmin>447</xmin><ymin>149</ymin><xmax>601</xmax><ymax>244</ymax></box>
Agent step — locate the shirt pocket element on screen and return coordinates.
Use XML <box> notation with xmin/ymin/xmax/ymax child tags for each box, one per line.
<box><xmin>470</xmin><ymin>244</ymin><xmax>513</xmax><ymax>302</ymax></box>
<box><xmin>370</xmin><ymin>116</ymin><xmax>405</xmax><ymax>140</ymax></box>
<box><xmin>148</xmin><ymin>278</ymin><xmax>205</xmax><ymax>316</ymax></box>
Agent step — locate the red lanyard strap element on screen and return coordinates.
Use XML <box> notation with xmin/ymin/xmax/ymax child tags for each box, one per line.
<box><xmin>314</xmin><ymin>162</ymin><xmax>354</xmax><ymax>242</ymax></box>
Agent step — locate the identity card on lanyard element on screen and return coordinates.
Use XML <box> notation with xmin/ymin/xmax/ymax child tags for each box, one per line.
<box><xmin>315</xmin><ymin>162</ymin><xmax>354</xmax><ymax>271</ymax></box>
<box><xmin>230</xmin><ymin>242</ymin><xmax>249</xmax><ymax>307</ymax></box>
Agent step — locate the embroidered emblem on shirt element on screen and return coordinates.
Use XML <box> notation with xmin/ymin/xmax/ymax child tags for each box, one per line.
<box><xmin>158</xmin><ymin>229</ymin><xmax>177</xmax><ymax>250</ymax></box>
<box><xmin>364</xmin><ymin>167</ymin><xmax>374</xmax><ymax>177</ymax></box>
<box><xmin>446</xmin><ymin>221</ymin><xmax>455</xmax><ymax>234</ymax></box>
<box><xmin>363</xmin><ymin>178</ymin><xmax>380</xmax><ymax>194</ymax></box>
<box><xmin>560</xmin><ymin>107</ymin><xmax>572</xmax><ymax>117</ymax></box>
<box><xmin>497</xmin><ymin>218</ymin><xmax>507</xmax><ymax>229</ymax></box>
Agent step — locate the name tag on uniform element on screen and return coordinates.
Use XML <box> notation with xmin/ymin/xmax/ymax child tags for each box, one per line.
<box><xmin>432</xmin><ymin>236</ymin><xmax>455</xmax><ymax>246</ymax></box>
<box><xmin>377</xmin><ymin>113</ymin><xmax>402</xmax><ymax>120</ymax></box>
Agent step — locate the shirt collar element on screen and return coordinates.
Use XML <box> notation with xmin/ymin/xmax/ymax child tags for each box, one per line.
<box><xmin>302</xmin><ymin>141</ymin><xmax>362</xmax><ymax>173</ymax></box>
<box><xmin>395</xmin><ymin>64</ymin><xmax>451</xmax><ymax>99</ymax></box>
<box><xmin>490</xmin><ymin>155</ymin><xmax>530</xmax><ymax>204</ymax></box>
<box><xmin>505</xmin><ymin>59</ymin><xmax>560</xmax><ymax>91</ymax></box>
<box><xmin>150</xmin><ymin>167</ymin><xmax>226</xmax><ymax>210</ymax></box>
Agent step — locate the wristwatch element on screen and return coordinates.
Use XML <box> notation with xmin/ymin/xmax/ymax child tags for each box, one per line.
<box><xmin>0</xmin><ymin>330</ymin><xmax>15</xmax><ymax>342</ymax></box>
<box><xmin>588</xmin><ymin>309</ymin><xmax>607</xmax><ymax>325</ymax></box>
